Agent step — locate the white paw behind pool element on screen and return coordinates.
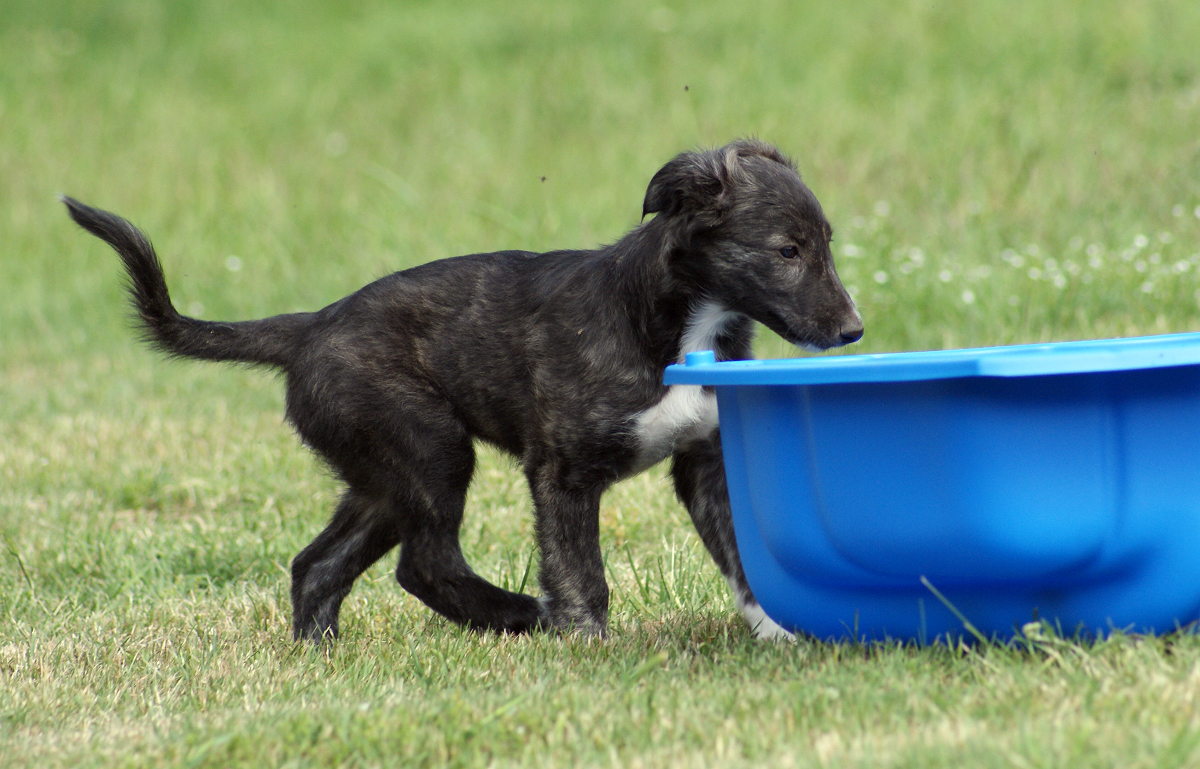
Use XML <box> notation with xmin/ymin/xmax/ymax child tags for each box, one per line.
<box><xmin>728</xmin><ymin>577</ymin><xmax>795</xmax><ymax>641</ymax></box>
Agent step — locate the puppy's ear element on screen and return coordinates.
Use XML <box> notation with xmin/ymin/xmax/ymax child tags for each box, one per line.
<box><xmin>642</xmin><ymin>140</ymin><xmax>795</xmax><ymax>222</ymax></box>
<box><xmin>642</xmin><ymin>148</ymin><xmax>733</xmax><ymax>221</ymax></box>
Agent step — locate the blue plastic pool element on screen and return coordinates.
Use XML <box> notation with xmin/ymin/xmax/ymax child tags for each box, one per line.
<box><xmin>663</xmin><ymin>333</ymin><xmax>1200</xmax><ymax>642</ymax></box>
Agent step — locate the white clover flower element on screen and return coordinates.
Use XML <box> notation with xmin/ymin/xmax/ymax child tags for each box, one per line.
<box><xmin>325</xmin><ymin>132</ymin><xmax>349</xmax><ymax>157</ymax></box>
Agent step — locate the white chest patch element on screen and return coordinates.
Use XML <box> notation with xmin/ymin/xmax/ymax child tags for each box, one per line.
<box><xmin>630</xmin><ymin>301</ymin><xmax>739</xmax><ymax>472</ymax></box>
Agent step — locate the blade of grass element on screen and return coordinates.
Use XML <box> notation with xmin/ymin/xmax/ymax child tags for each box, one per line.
<box><xmin>920</xmin><ymin>575</ymin><xmax>993</xmax><ymax>647</ymax></box>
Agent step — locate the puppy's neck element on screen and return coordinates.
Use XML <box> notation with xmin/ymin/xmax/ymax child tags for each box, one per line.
<box><xmin>607</xmin><ymin>216</ymin><xmax>753</xmax><ymax>366</ymax></box>
<box><xmin>679</xmin><ymin>300</ymin><xmax>740</xmax><ymax>363</ymax></box>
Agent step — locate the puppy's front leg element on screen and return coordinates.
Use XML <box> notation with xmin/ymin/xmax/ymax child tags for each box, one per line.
<box><xmin>671</xmin><ymin>435</ymin><xmax>794</xmax><ymax>640</ymax></box>
<box><xmin>526</xmin><ymin>462</ymin><xmax>609</xmax><ymax>636</ymax></box>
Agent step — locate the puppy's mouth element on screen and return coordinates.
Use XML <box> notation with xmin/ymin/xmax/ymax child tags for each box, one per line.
<box><xmin>796</xmin><ymin>340</ymin><xmax>839</xmax><ymax>353</ymax></box>
<box><xmin>794</xmin><ymin>338</ymin><xmax>854</xmax><ymax>354</ymax></box>
<box><xmin>776</xmin><ymin>320</ymin><xmax>864</xmax><ymax>353</ymax></box>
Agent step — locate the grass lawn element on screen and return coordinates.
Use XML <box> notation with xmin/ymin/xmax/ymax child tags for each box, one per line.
<box><xmin>4</xmin><ymin>0</ymin><xmax>1200</xmax><ymax>766</ymax></box>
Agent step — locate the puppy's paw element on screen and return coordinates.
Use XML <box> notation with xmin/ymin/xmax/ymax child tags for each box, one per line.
<box><xmin>728</xmin><ymin>577</ymin><xmax>795</xmax><ymax>641</ymax></box>
<box><xmin>741</xmin><ymin>600</ymin><xmax>795</xmax><ymax>642</ymax></box>
<box><xmin>539</xmin><ymin>596</ymin><xmax>608</xmax><ymax>639</ymax></box>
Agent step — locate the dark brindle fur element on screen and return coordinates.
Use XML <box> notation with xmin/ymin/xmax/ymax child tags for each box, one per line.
<box><xmin>64</xmin><ymin>139</ymin><xmax>862</xmax><ymax>641</ymax></box>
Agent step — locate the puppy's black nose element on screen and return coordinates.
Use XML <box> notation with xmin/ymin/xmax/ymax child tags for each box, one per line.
<box><xmin>840</xmin><ymin>325</ymin><xmax>864</xmax><ymax>345</ymax></box>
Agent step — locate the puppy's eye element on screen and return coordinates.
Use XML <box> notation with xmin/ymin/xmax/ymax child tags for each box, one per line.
<box><xmin>779</xmin><ymin>245</ymin><xmax>800</xmax><ymax>259</ymax></box>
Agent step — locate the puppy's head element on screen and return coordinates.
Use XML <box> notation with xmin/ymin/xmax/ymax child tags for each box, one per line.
<box><xmin>644</xmin><ymin>139</ymin><xmax>863</xmax><ymax>351</ymax></box>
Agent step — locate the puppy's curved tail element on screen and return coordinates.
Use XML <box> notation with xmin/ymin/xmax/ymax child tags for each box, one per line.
<box><xmin>62</xmin><ymin>196</ymin><xmax>308</xmax><ymax>369</ymax></box>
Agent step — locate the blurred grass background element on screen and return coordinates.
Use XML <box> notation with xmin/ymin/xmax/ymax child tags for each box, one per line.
<box><xmin>6</xmin><ymin>0</ymin><xmax>1200</xmax><ymax>376</ymax></box>
<box><xmin>3</xmin><ymin>1</ymin><xmax>1200</xmax><ymax>767</ymax></box>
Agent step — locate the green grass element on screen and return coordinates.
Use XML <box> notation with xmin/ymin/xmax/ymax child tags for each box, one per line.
<box><xmin>4</xmin><ymin>0</ymin><xmax>1200</xmax><ymax>766</ymax></box>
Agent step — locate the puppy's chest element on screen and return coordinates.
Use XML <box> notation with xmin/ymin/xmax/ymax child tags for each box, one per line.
<box><xmin>630</xmin><ymin>383</ymin><xmax>718</xmax><ymax>472</ymax></box>
<box><xmin>626</xmin><ymin>300</ymin><xmax>738</xmax><ymax>471</ymax></box>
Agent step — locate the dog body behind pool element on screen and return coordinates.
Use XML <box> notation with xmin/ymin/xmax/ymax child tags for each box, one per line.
<box><xmin>64</xmin><ymin>139</ymin><xmax>863</xmax><ymax>641</ymax></box>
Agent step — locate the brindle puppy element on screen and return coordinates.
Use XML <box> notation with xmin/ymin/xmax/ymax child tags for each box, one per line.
<box><xmin>64</xmin><ymin>139</ymin><xmax>862</xmax><ymax>641</ymax></box>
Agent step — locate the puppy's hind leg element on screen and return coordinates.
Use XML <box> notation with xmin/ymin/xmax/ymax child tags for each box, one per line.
<box><xmin>396</xmin><ymin>530</ymin><xmax>545</xmax><ymax>634</ymax></box>
<box><xmin>291</xmin><ymin>488</ymin><xmax>401</xmax><ymax>641</ymax></box>
<box><xmin>672</xmin><ymin>435</ymin><xmax>794</xmax><ymax>641</ymax></box>
<box><xmin>392</xmin><ymin>428</ymin><xmax>544</xmax><ymax>634</ymax></box>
